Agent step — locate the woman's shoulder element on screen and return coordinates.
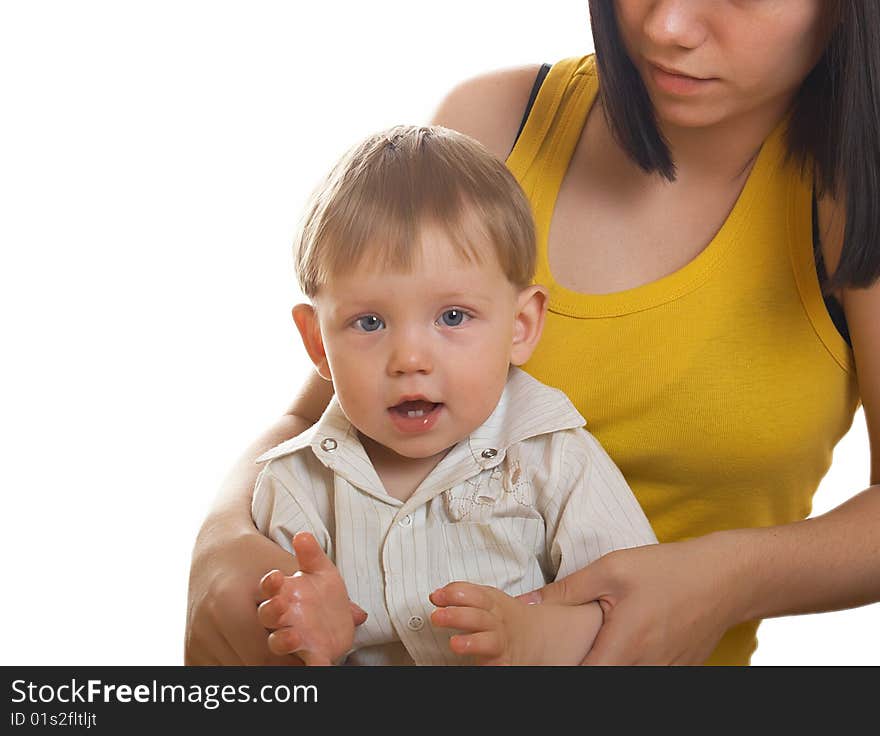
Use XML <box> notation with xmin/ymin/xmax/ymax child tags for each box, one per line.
<box><xmin>429</xmin><ymin>64</ymin><xmax>544</xmax><ymax>159</ymax></box>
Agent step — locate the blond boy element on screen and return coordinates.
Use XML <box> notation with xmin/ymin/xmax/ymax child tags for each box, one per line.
<box><xmin>251</xmin><ymin>125</ymin><xmax>657</xmax><ymax>665</ymax></box>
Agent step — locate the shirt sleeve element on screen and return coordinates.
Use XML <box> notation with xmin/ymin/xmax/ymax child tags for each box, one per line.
<box><xmin>251</xmin><ymin>459</ymin><xmax>331</xmax><ymax>557</ymax></box>
<box><xmin>541</xmin><ymin>428</ymin><xmax>658</xmax><ymax>580</ymax></box>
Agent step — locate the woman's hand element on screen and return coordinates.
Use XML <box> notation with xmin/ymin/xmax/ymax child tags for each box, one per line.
<box><xmin>521</xmin><ymin>534</ymin><xmax>747</xmax><ymax>665</ymax></box>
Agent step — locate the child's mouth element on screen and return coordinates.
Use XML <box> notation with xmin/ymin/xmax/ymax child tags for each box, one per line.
<box><xmin>390</xmin><ymin>400</ymin><xmax>441</xmax><ymax>417</ymax></box>
<box><xmin>388</xmin><ymin>400</ymin><xmax>444</xmax><ymax>433</ymax></box>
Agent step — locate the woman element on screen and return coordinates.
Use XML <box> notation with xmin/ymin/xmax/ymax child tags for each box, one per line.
<box><xmin>185</xmin><ymin>0</ymin><xmax>879</xmax><ymax>665</ymax></box>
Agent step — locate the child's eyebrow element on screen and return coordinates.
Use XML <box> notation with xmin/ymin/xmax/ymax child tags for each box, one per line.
<box><xmin>430</xmin><ymin>291</ymin><xmax>494</xmax><ymax>305</ymax></box>
<box><xmin>323</xmin><ymin>289</ymin><xmax>498</xmax><ymax>318</ymax></box>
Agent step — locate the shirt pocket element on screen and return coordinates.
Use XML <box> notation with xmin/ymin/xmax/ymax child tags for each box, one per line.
<box><xmin>440</xmin><ymin>517</ymin><xmax>547</xmax><ymax>598</ymax></box>
<box><xmin>442</xmin><ymin>462</ymin><xmax>534</xmax><ymax>522</ymax></box>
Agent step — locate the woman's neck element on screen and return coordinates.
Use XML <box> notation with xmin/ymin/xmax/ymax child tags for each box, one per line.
<box><xmin>657</xmin><ymin>95</ymin><xmax>794</xmax><ymax>184</ymax></box>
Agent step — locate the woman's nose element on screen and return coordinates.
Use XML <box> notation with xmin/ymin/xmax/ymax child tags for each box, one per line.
<box><xmin>387</xmin><ymin>328</ymin><xmax>433</xmax><ymax>376</ymax></box>
<box><xmin>642</xmin><ymin>0</ymin><xmax>709</xmax><ymax>50</ymax></box>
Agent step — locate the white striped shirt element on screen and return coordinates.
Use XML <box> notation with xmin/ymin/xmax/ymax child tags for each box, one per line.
<box><xmin>252</xmin><ymin>367</ymin><xmax>657</xmax><ymax>665</ymax></box>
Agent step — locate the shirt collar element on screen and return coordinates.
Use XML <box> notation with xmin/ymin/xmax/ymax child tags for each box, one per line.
<box><xmin>466</xmin><ymin>365</ymin><xmax>586</xmax><ymax>457</ymax></box>
<box><xmin>256</xmin><ymin>366</ymin><xmax>585</xmax><ymax>506</ymax></box>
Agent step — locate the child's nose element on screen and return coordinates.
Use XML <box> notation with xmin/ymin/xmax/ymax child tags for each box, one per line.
<box><xmin>387</xmin><ymin>328</ymin><xmax>433</xmax><ymax>376</ymax></box>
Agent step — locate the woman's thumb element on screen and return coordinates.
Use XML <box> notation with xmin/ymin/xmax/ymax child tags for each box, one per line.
<box><xmin>517</xmin><ymin>565</ymin><xmax>606</xmax><ymax>606</ymax></box>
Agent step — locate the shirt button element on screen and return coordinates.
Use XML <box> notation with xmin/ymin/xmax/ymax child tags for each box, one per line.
<box><xmin>398</xmin><ymin>515</ymin><xmax>412</xmax><ymax>527</ymax></box>
<box><xmin>320</xmin><ymin>438</ymin><xmax>337</xmax><ymax>452</ymax></box>
<box><xmin>407</xmin><ymin>615</ymin><xmax>424</xmax><ymax>631</ymax></box>
<box><xmin>481</xmin><ymin>448</ymin><xmax>498</xmax><ymax>459</ymax></box>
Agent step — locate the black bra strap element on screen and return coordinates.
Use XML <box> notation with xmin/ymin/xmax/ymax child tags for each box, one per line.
<box><xmin>510</xmin><ymin>63</ymin><xmax>551</xmax><ymax>156</ymax></box>
<box><xmin>813</xmin><ymin>192</ymin><xmax>852</xmax><ymax>347</ymax></box>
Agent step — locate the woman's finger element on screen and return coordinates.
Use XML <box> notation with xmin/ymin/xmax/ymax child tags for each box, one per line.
<box><xmin>523</xmin><ymin>562</ymin><xmax>609</xmax><ymax>607</ymax></box>
<box><xmin>184</xmin><ymin>625</ymin><xmax>237</xmax><ymax>666</ymax></box>
<box><xmin>581</xmin><ymin>624</ymin><xmax>634</xmax><ymax>666</ymax></box>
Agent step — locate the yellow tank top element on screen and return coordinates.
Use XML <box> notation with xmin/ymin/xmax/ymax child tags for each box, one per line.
<box><xmin>508</xmin><ymin>55</ymin><xmax>860</xmax><ymax>665</ymax></box>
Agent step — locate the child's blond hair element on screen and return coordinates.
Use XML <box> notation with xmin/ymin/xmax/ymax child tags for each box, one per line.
<box><xmin>294</xmin><ymin>125</ymin><xmax>536</xmax><ymax>298</ymax></box>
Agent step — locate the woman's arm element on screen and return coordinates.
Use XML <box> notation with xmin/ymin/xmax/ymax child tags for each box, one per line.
<box><xmin>730</xmin><ymin>254</ymin><xmax>880</xmax><ymax>622</ymax></box>
<box><xmin>185</xmin><ymin>371</ymin><xmax>334</xmax><ymax>665</ymax></box>
<box><xmin>728</xmin><ymin>193</ymin><xmax>879</xmax><ymax>618</ymax></box>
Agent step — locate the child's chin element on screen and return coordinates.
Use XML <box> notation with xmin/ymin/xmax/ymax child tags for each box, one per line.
<box><xmin>391</xmin><ymin>440</ymin><xmax>454</xmax><ymax>461</ymax></box>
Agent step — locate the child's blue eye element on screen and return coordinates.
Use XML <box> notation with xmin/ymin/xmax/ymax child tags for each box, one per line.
<box><xmin>438</xmin><ymin>309</ymin><xmax>469</xmax><ymax>327</ymax></box>
<box><xmin>354</xmin><ymin>315</ymin><xmax>384</xmax><ymax>332</ymax></box>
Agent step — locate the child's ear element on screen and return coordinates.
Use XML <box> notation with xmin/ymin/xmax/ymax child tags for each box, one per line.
<box><xmin>292</xmin><ymin>303</ymin><xmax>332</xmax><ymax>381</ymax></box>
<box><xmin>510</xmin><ymin>284</ymin><xmax>548</xmax><ymax>366</ymax></box>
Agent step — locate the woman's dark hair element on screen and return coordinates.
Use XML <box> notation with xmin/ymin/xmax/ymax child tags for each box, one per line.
<box><xmin>588</xmin><ymin>0</ymin><xmax>880</xmax><ymax>289</ymax></box>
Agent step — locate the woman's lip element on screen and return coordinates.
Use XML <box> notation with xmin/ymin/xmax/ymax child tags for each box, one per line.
<box><xmin>650</xmin><ymin>61</ymin><xmax>713</xmax><ymax>81</ymax></box>
<box><xmin>647</xmin><ymin>62</ymin><xmax>717</xmax><ymax>95</ymax></box>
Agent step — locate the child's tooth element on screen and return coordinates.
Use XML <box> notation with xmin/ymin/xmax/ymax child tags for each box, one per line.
<box><xmin>406</xmin><ymin>409</ymin><xmax>425</xmax><ymax>418</ymax></box>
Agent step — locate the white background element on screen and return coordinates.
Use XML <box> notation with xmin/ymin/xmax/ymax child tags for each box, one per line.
<box><xmin>1</xmin><ymin>1</ymin><xmax>875</xmax><ymax>666</ymax></box>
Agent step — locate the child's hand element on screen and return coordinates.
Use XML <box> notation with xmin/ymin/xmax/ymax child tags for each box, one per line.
<box><xmin>429</xmin><ymin>581</ymin><xmax>602</xmax><ymax>665</ymax></box>
<box><xmin>257</xmin><ymin>532</ymin><xmax>356</xmax><ymax>666</ymax></box>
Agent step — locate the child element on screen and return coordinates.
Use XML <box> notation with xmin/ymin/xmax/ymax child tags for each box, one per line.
<box><xmin>251</xmin><ymin>125</ymin><xmax>657</xmax><ymax>665</ymax></box>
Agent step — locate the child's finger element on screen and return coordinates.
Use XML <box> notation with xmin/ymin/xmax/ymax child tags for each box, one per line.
<box><xmin>258</xmin><ymin>569</ymin><xmax>285</xmax><ymax>600</ymax></box>
<box><xmin>299</xmin><ymin>651</ymin><xmax>333</xmax><ymax>667</ymax></box>
<box><xmin>291</xmin><ymin>532</ymin><xmax>335</xmax><ymax>575</ymax></box>
<box><xmin>430</xmin><ymin>605</ymin><xmax>495</xmax><ymax>633</ymax></box>
<box><xmin>449</xmin><ymin>630</ymin><xmax>504</xmax><ymax>659</ymax></box>
<box><xmin>267</xmin><ymin>626</ymin><xmax>303</xmax><ymax>656</ymax></box>
<box><xmin>349</xmin><ymin>601</ymin><xmax>368</xmax><ymax>626</ymax></box>
<box><xmin>430</xmin><ymin>581</ymin><xmax>496</xmax><ymax>611</ymax></box>
<box><xmin>257</xmin><ymin>596</ymin><xmax>289</xmax><ymax>629</ymax></box>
